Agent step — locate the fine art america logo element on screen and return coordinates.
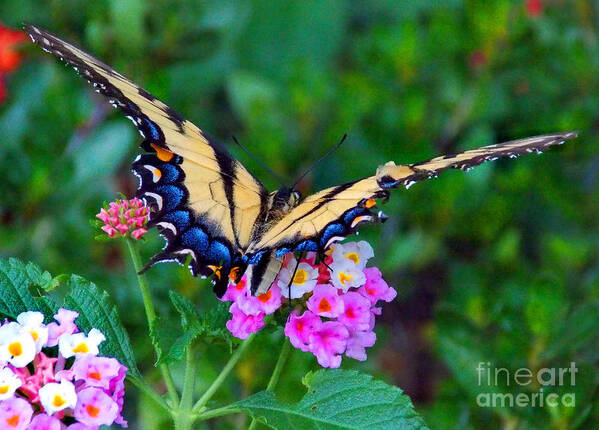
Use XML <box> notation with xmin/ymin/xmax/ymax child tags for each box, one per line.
<box><xmin>476</xmin><ymin>362</ymin><xmax>577</xmax><ymax>408</ymax></box>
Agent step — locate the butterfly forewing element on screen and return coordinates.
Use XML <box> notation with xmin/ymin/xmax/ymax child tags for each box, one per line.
<box><xmin>25</xmin><ymin>23</ymin><xmax>270</xmax><ymax>296</ymax></box>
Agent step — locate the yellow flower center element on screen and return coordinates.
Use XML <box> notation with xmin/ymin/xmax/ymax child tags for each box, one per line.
<box><xmin>346</xmin><ymin>252</ymin><xmax>360</xmax><ymax>264</ymax></box>
<box><xmin>0</xmin><ymin>385</ymin><xmax>9</xmax><ymax>394</ymax></box>
<box><xmin>338</xmin><ymin>272</ymin><xmax>352</xmax><ymax>285</ymax></box>
<box><xmin>73</xmin><ymin>343</ymin><xmax>89</xmax><ymax>354</ymax></box>
<box><xmin>30</xmin><ymin>330</ymin><xmax>39</xmax><ymax>341</ymax></box>
<box><xmin>52</xmin><ymin>395</ymin><xmax>66</xmax><ymax>407</ymax></box>
<box><xmin>8</xmin><ymin>342</ymin><xmax>22</xmax><ymax>357</ymax></box>
<box><xmin>293</xmin><ymin>269</ymin><xmax>308</xmax><ymax>285</ymax></box>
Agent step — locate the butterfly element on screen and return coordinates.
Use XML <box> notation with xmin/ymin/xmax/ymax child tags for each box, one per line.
<box><xmin>25</xmin><ymin>24</ymin><xmax>578</xmax><ymax>297</ymax></box>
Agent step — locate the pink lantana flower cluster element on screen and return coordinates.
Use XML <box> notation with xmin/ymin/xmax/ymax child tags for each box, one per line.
<box><xmin>0</xmin><ymin>309</ymin><xmax>127</xmax><ymax>429</ymax></box>
<box><xmin>96</xmin><ymin>198</ymin><xmax>149</xmax><ymax>240</ymax></box>
<box><xmin>221</xmin><ymin>241</ymin><xmax>397</xmax><ymax>368</ymax></box>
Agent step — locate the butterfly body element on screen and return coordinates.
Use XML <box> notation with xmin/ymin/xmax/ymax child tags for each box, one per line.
<box><xmin>25</xmin><ymin>24</ymin><xmax>578</xmax><ymax>297</ymax></box>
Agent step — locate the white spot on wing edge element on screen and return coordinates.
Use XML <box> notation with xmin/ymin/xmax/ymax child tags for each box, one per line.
<box><xmin>144</xmin><ymin>192</ymin><xmax>163</xmax><ymax>211</ymax></box>
<box><xmin>325</xmin><ymin>236</ymin><xmax>345</xmax><ymax>250</ymax></box>
<box><xmin>157</xmin><ymin>222</ymin><xmax>177</xmax><ymax>235</ymax></box>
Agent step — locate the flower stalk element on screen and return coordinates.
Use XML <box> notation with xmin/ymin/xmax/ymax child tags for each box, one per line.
<box><xmin>125</xmin><ymin>238</ymin><xmax>179</xmax><ymax>407</ymax></box>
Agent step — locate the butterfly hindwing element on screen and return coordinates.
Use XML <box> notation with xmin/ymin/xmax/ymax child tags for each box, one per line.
<box><xmin>25</xmin><ymin>24</ymin><xmax>269</xmax><ymax>296</ymax></box>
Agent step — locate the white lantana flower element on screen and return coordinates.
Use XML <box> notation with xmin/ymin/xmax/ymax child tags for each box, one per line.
<box><xmin>278</xmin><ymin>258</ymin><xmax>319</xmax><ymax>299</ymax></box>
<box><xmin>0</xmin><ymin>322</ymin><xmax>37</xmax><ymax>368</ymax></box>
<box><xmin>58</xmin><ymin>328</ymin><xmax>105</xmax><ymax>358</ymax></box>
<box><xmin>39</xmin><ymin>379</ymin><xmax>78</xmax><ymax>414</ymax></box>
<box><xmin>0</xmin><ymin>367</ymin><xmax>22</xmax><ymax>400</ymax></box>
<box><xmin>331</xmin><ymin>241</ymin><xmax>374</xmax><ymax>270</ymax></box>
<box><xmin>17</xmin><ymin>311</ymin><xmax>49</xmax><ymax>353</ymax></box>
<box><xmin>329</xmin><ymin>260</ymin><xmax>366</xmax><ymax>292</ymax></box>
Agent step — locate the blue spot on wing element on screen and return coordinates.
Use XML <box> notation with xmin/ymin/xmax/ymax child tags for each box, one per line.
<box><xmin>144</xmin><ymin>118</ymin><xmax>161</xmax><ymax>140</ymax></box>
<box><xmin>156</xmin><ymin>185</ymin><xmax>184</xmax><ymax>211</ymax></box>
<box><xmin>247</xmin><ymin>251</ymin><xmax>266</xmax><ymax>265</ymax></box>
<box><xmin>274</xmin><ymin>247</ymin><xmax>291</xmax><ymax>258</ymax></box>
<box><xmin>295</xmin><ymin>240</ymin><xmax>318</xmax><ymax>252</ymax></box>
<box><xmin>159</xmin><ymin>164</ymin><xmax>180</xmax><ymax>183</ymax></box>
<box><xmin>181</xmin><ymin>227</ymin><xmax>209</xmax><ymax>252</ymax></box>
<box><xmin>320</xmin><ymin>223</ymin><xmax>347</xmax><ymax>247</ymax></box>
<box><xmin>162</xmin><ymin>210</ymin><xmax>191</xmax><ymax>231</ymax></box>
<box><xmin>206</xmin><ymin>241</ymin><xmax>231</xmax><ymax>266</ymax></box>
<box><xmin>343</xmin><ymin>207</ymin><xmax>367</xmax><ymax>225</ymax></box>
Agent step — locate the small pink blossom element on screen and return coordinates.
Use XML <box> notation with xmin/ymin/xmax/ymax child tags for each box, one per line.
<box><xmin>96</xmin><ymin>198</ymin><xmax>149</xmax><ymax>240</ymax></box>
<box><xmin>131</xmin><ymin>228</ymin><xmax>147</xmax><ymax>240</ymax></box>
<box><xmin>308</xmin><ymin>321</ymin><xmax>349</xmax><ymax>368</ymax></box>
<box><xmin>337</xmin><ymin>291</ymin><xmax>372</xmax><ymax>331</ymax></box>
<box><xmin>71</xmin><ymin>355</ymin><xmax>122</xmax><ymax>390</ymax></box>
<box><xmin>9</xmin><ymin>352</ymin><xmax>57</xmax><ymax>404</ymax></box>
<box><xmin>221</xmin><ymin>276</ymin><xmax>248</xmax><ymax>302</ymax></box>
<box><xmin>345</xmin><ymin>329</ymin><xmax>376</xmax><ymax>361</ymax></box>
<box><xmin>28</xmin><ymin>413</ymin><xmax>62</xmax><ymax>430</ymax></box>
<box><xmin>236</xmin><ymin>294</ymin><xmax>262</xmax><ymax>316</ymax></box>
<box><xmin>358</xmin><ymin>268</ymin><xmax>397</xmax><ymax>305</ymax></box>
<box><xmin>284</xmin><ymin>311</ymin><xmax>322</xmax><ymax>352</ymax></box>
<box><xmin>74</xmin><ymin>387</ymin><xmax>118</xmax><ymax>427</ymax></box>
<box><xmin>255</xmin><ymin>285</ymin><xmax>282</xmax><ymax>315</ymax></box>
<box><xmin>225</xmin><ymin>303</ymin><xmax>265</xmax><ymax>340</ymax></box>
<box><xmin>109</xmin><ymin>362</ymin><xmax>128</xmax><ymax>427</ymax></box>
<box><xmin>0</xmin><ymin>396</ymin><xmax>33</xmax><ymax>430</ymax></box>
<box><xmin>46</xmin><ymin>308</ymin><xmax>79</xmax><ymax>347</ymax></box>
<box><xmin>306</xmin><ymin>284</ymin><xmax>344</xmax><ymax>318</ymax></box>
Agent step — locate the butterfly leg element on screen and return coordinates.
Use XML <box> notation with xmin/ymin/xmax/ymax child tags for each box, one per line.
<box><xmin>284</xmin><ymin>252</ymin><xmax>305</xmax><ymax>319</ymax></box>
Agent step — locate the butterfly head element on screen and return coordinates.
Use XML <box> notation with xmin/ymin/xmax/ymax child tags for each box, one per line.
<box><xmin>270</xmin><ymin>187</ymin><xmax>302</xmax><ymax>214</ymax></box>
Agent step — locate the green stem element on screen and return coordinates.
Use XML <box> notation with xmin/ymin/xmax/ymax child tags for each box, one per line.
<box><xmin>175</xmin><ymin>345</ymin><xmax>197</xmax><ymax>430</ymax></box>
<box><xmin>192</xmin><ymin>332</ymin><xmax>257</xmax><ymax>414</ymax></box>
<box><xmin>128</xmin><ymin>376</ymin><xmax>170</xmax><ymax>412</ymax></box>
<box><xmin>198</xmin><ymin>405</ymin><xmax>244</xmax><ymax>420</ymax></box>
<box><xmin>126</xmin><ymin>238</ymin><xmax>179</xmax><ymax>407</ymax></box>
<box><xmin>248</xmin><ymin>337</ymin><xmax>291</xmax><ymax>430</ymax></box>
<box><xmin>266</xmin><ymin>338</ymin><xmax>291</xmax><ymax>392</ymax></box>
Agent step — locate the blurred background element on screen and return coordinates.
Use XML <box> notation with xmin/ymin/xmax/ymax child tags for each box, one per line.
<box><xmin>1</xmin><ymin>0</ymin><xmax>598</xmax><ymax>428</ymax></box>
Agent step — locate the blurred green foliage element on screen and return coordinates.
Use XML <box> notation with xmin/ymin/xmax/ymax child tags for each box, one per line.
<box><xmin>1</xmin><ymin>0</ymin><xmax>598</xmax><ymax>428</ymax></box>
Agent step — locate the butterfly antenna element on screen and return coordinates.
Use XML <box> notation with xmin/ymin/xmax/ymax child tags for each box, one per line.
<box><xmin>293</xmin><ymin>134</ymin><xmax>347</xmax><ymax>188</ymax></box>
<box><xmin>232</xmin><ymin>136</ymin><xmax>285</xmax><ymax>186</ymax></box>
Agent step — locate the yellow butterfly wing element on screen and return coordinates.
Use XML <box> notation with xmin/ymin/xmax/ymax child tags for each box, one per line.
<box><xmin>246</xmin><ymin>132</ymin><xmax>577</xmax><ymax>261</ymax></box>
<box><xmin>26</xmin><ymin>24</ymin><xmax>268</xmax><ymax>295</ymax></box>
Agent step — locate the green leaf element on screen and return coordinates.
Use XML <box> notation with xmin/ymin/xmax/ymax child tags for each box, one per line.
<box><xmin>154</xmin><ymin>292</ymin><xmax>233</xmax><ymax>365</ymax></box>
<box><xmin>236</xmin><ymin>369</ymin><xmax>428</xmax><ymax>429</ymax></box>
<box><xmin>0</xmin><ymin>257</ymin><xmax>58</xmax><ymax>320</ymax></box>
<box><xmin>62</xmin><ymin>275</ymin><xmax>141</xmax><ymax>380</ymax></box>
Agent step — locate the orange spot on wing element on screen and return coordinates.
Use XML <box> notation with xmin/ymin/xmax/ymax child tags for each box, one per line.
<box><xmin>208</xmin><ymin>265</ymin><xmax>222</xmax><ymax>280</ymax></box>
<box><xmin>229</xmin><ymin>266</ymin><xmax>241</xmax><ymax>282</ymax></box>
<box><xmin>151</xmin><ymin>143</ymin><xmax>174</xmax><ymax>162</ymax></box>
<box><xmin>365</xmin><ymin>198</ymin><xmax>376</xmax><ymax>208</ymax></box>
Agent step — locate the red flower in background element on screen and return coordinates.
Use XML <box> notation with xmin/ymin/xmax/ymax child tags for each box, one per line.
<box><xmin>525</xmin><ymin>0</ymin><xmax>543</xmax><ymax>17</ymax></box>
<box><xmin>0</xmin><ymin>23</ymin><xmax>27</xmax><ymax>104</ymax></box>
